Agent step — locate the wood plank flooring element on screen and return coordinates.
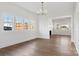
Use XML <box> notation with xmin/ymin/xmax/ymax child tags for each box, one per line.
<box><xmin>0</xmin><ymin>35</ymin><xmax>78</xmax><ymax>56</ymax></box>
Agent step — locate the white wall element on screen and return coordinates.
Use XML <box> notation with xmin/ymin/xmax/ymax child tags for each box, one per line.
<box><xmin>73</xmin><ymin>2</ymin><xmax>79</xmax><ymax>55</ymax></box>
<box><xmin>52</xmin><ymin>17</ymin><xmax>71</xmax><ymax>35</ymax></box>
<box><xmin>0</xmin><ymin>3</ymin><xmax>38</xmax><ymax>48</ymax></box>
<box><xmin>38</xmin><ymin>15</ymin><xmax>53</xmax><ymax>39</ymax></box>
<box><xmin>38</xmin><ymin>15</ymin><xmax>49</xmax><ymax>39</ymax></box>
<box><xmin>0</xmin><ymin>31</ymin><xmax>37</xmax><ymax>48</ymax></box>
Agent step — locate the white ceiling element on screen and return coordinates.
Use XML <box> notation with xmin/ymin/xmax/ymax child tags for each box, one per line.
<box><xmin>14</xmin><ymin>2</ymin><xmax>75</xmax><ymax>18</ymax></box>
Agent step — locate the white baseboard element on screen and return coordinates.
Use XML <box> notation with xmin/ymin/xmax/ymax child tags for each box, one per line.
<box><xmin>38</xmin><ymin>35</ymin><xmax>49</xmax><ymax>39</ymax></box>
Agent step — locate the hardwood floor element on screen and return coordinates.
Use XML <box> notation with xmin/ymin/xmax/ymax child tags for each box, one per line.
<box><xmin>0</xmin><ymin>35</ymin><xmax>78</xmax><ymax>56</ymax></box>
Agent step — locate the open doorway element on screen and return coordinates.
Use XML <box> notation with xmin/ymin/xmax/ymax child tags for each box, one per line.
<box><xmin>50</xmin><ymin>16</ymin><xmax>71</xmax><ymax>40</ymax></box>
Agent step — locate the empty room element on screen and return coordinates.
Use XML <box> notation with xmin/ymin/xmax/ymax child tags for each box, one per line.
<box><xmin>0</xmin><ymin>2</ymin><xmax>79</xmax><ymax>56</ymax></box>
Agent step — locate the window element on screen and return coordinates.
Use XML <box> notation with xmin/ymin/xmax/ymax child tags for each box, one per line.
<box><xmin>3</xmin><ymin>16</ymin><xmax>33</xmax><ymax>31</ymax></box>
<box><xmin>60</xmin><ymin>25</ymin><xmax>69</xmax><ymax>30</ymax></box>
<box><xmin>28</xmin><ymin>24</ymin><xmax>33</xmax><ymax>29</ymax></box>
<box><xmin>24</xmin><ymin>19</ymin><xmax>28</xmax><ymax>29</ymax></box>
<box><xmin>27</xmin><ymin>19</ymin><xmax>33</xmax><ymax>30</ymax></box>
<box><xmin>15</xmin><ymin>16</ymin><xmax>23</xmax><ymax>30</ymax></box>
<box><xmin>56</xmin><ymin>24</ymin><xmax>69</xmax><ymax>31</ymax></box>
<box><xmin>23</xmin><ymin>19</ymin><xmax>33</xmax><ymax>30</ymax></box>
<box><xmin>3</xmin><ymin>16</ymin><xmax>13</xmax><ymax>31</ymax></box>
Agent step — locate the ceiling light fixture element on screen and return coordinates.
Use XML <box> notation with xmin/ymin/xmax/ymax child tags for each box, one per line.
<box><xmin>37</xmin><ymin>2</ymin><xmax>48</xmax><ymax>15</ymax></box>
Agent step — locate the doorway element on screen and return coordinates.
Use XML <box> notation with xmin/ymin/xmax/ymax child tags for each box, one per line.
<box><xmin>51</xmin><ymin>16</ymin><xmax>72</xmax><ymax>40</ymax></box>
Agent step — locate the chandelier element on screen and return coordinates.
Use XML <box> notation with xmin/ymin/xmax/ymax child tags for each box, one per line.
<box><xmin>37</xmin><ymin>2</ymin><xmax>48</xmax><ymax>15</ymax></box>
